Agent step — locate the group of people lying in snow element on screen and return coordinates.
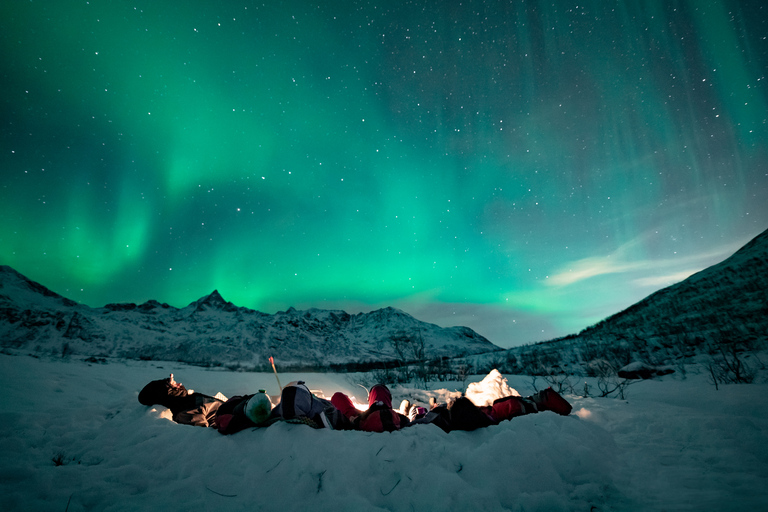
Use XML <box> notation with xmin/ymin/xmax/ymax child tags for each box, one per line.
<box><xmin>137</xmin><ymin>373</ymin><xmax>572</xmax><ymax>435</ymax></box>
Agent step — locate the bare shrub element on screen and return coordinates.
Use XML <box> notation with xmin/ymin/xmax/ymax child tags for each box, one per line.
<box><xmin>588</xmin><ymin>359</ymin><xmax>635</xmax><ymax>399</ymax></box>
<box><xmin>707</xmin><ymin>343</ymin><xmax>755</xmax><ymax>389</ymax></box>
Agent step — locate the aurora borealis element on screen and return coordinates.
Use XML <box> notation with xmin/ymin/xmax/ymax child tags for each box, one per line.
<box><xmin>1</xmin><ymin>1</ymin><xmax>766</xmax><ymax>348</ymax></box>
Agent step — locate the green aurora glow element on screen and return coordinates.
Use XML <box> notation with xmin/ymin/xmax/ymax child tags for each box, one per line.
<box><xmin>2</xmin><ymin>0</ymin><xmax>767</xmax><ymax>347</ymax></box>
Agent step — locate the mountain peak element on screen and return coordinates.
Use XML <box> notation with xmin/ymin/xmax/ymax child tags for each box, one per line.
<box><xmin>189</xmin><ymin>289</ymin><xmax>239</xmax><ymax>312</ymax></box>
<box><xmin>201</xmin><ymin>290</ymin><xmax>226</xmax><ymax>304</ymax></box>
<box><xmin>0</xmin><ymin>265</ymin><xmax>501</xmax><ymax>366</ymax></box>
<box><xmin>0</xmin><ymin>265</ymin><xmax>78</xmax><ymax>307</ymax></box>
<box><xmin>375</xmin><ymin>306</ymin><xmax>414</xmax><ymax>319</ymax></box>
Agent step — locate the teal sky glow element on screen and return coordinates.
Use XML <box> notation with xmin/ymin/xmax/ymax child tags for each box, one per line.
<box><xmin>2</xmin><ymin>0</ymin><xmax>767</xmax><ymax>347</ymax></box>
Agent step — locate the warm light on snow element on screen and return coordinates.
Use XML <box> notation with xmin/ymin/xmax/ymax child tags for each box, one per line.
<box><xmin>575</xmin><ymin>408</ymin><xmax>592</xmax><ymax>420</ymax></box>
<box><xmin>154</xmin><ymin>407</ymin><xmax>174</xmax><ymax>422</ymax></box>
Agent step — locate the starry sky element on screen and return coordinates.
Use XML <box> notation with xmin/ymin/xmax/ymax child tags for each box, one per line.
<box><xmin>1</xmin><ymin>1</ymin><xmax>767</xmax><ymax>348</ymax></box>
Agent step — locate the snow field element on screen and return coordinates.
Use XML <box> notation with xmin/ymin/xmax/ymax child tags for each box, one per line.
<box><xmin>1</xmin><ymin>353</ymin><xmax>766</xmax><ymax>511</ymax></box>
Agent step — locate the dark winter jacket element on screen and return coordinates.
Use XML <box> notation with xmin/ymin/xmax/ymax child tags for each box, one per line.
<box><xmin>413</xmin><ymin>395</ymin><xmax>538</xmax><ymax>432</ymax></box>
<box><xmin>138</xmin><ymin>378</ymin><xmax>223</xmax><ymax>428</ymax></box>
<box><xmin>215</xmin><ymin>394</ymin><xmax>260</xmax><ymax>435</ymax></box>
<box><xmin>411</xmin><ymin>397</ymin><xmax>494</xmax><ymax>433</ymax></box>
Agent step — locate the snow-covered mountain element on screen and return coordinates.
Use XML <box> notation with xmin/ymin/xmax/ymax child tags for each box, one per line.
<box><xmin>493</xmin><ymin>227</ymin><xmax>768</xmax><ymax>375</ymax></box>
<box><xmin>0</xmin><ymin>266</ymin><xmax>500</xmax><ymax>368</ymax></box>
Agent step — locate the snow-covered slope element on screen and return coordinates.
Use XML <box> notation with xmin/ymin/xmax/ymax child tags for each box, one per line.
<box><xmin>493</xmin><ymin>227</ymin><xmax>768</xmax><ymax>375</ymax></box>
<box><xmin>0</xmin><ymin>266</ymin><xmax>500</xmax><ymax>368</ymax></box>
<box><xmin>580</xmin><ymin>227</ymin><xmax>768</xmax><ymax>346</ymax></box>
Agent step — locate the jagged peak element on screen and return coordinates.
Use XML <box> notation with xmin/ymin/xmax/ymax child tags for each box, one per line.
<box><xmin>186</xmin><ymin>289</ymin><xmax>239</xmax><ymax>313</ymax></box>
<box><xmin>201</xmin><ymin>289</ymin><xmax>226</xmax><ymax>303</ymax></box>
<box><xmin>188</xmin><ymin>289</ymin><xmax>225</xmax><ymax>306</ymax></box>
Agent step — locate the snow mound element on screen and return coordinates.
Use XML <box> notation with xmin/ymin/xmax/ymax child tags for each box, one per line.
<box><xmin>465</xmin><ymin>369</ymin><xmax>520</xmax><ymax>406</ymax></box>
<box><xmin>2</xmin><ymin>353</ymin><xmax>767</xmax><ymax>511</ymax></box>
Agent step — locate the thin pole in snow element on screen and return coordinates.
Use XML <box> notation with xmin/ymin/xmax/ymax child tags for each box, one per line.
<box><xmin>269</xmin><ymin>356</ymin><xmax>282</xmax><ymax>391</ymax></box>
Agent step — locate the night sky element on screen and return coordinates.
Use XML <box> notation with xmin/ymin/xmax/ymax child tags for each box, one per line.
<box><xmin>2</xmin><ymin>1</ymin><xmax>767</xmax><ymax>348</ymax></box>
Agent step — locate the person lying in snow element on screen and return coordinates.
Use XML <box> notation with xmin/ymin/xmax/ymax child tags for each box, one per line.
<box><xmin>138</xmin><ymin>372</ymin><xmax>572</xmax><ymax>434</ymax></box>
<box><xmin>331</xmin><ymin>384</ymin><xmax>410</xmax><ymax>433</ymax></box>
<box><xmin>216</xmin><ymin>381</ymin><xmax>353</xmax><ymax>435</ymax></box>
<box><xmin>220</xmin><ymin>382</ymin><xmax>408</xmax><ymax>434</ymax></box>
<box><xmin>137</xmin><ymin>376</ymin><xmax>350</xmax><ymax>433</ymax></box>
<box><xmin>137</xmin><ymin>373</ymin><xmax>225</xmax><ymax>428</ymax></box>
<box><xmin>213</xmin><ymin>390</ymin><xmax>274</xmax><ymax>434</ymax></box>
<box><xmin>411</xmin><ymin>387</ymin><xmax>572</xmax><ymax>432</ymax></box>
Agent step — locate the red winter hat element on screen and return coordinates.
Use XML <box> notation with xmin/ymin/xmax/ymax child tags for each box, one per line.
<box><xmin>368</xmin><ymin>384</ymin><xmax>392</xmax><ymax>408</ymax></box>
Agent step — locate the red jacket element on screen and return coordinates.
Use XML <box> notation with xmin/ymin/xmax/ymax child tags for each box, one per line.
<box><xmin>331</xmin><ymin>384</ymin><xmax>409</xmax><ymax>433</ymax></box>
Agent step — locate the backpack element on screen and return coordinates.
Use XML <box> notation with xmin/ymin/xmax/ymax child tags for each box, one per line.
<box><xmin>270</xmin><ymin>381</ymin><xmax>351</xmax><ymax>430</ymax></box>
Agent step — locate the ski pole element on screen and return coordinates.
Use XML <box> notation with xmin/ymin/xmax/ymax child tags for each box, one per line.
<box><xmin>269</xmin><ymin>356</ymin><xmax>282</xmax><ymax>391</ymax></box>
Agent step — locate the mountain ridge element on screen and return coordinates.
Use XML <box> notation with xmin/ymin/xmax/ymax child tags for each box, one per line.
<box><xmin>0</xmin><ymin>266</ymin><xmax>501</xmax><ymax>368</ymax></box>
<box><xmin>3</xmin><ymin>226</ymin><xmax>766</xmax><ymax>373</ymax></box>
<box><xmin>489</xmin><ymin>227</ymin><xmax>768</xmax><ymax>375</ymax></box>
